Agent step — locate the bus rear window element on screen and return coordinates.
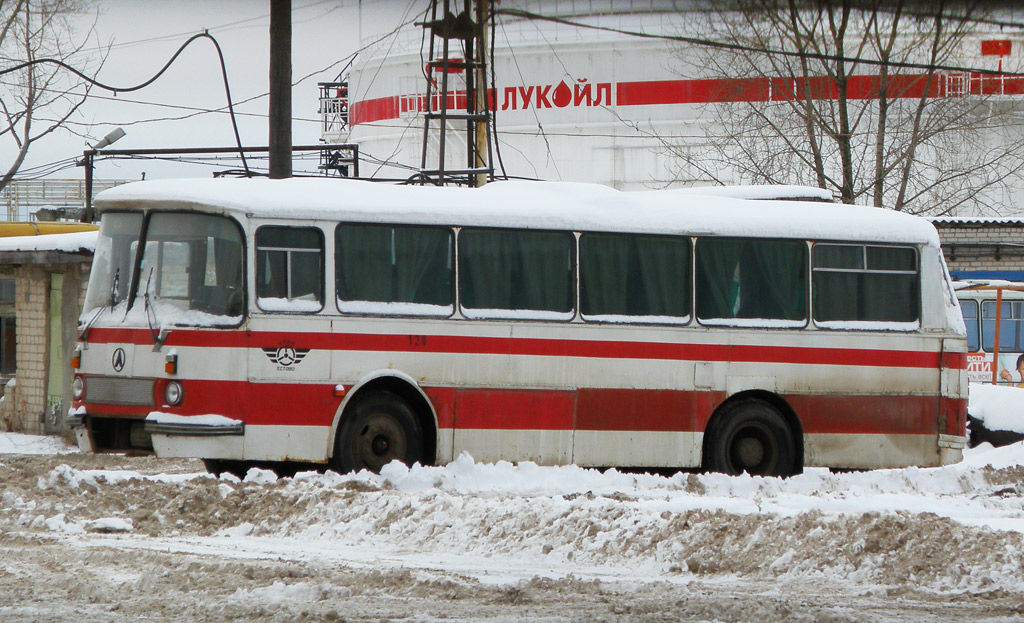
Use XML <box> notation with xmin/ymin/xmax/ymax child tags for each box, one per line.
<box><xmin>813</xmin><ymin>244</ymin><xmax>918</xmax><ymax>325</ymax></box>
<box><xmin>336</xmin><ymin>224</ymin><xmax>453</xmax><ymax>316</ymax></box>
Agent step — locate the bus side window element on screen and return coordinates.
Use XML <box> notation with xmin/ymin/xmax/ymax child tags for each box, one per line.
<box><xmin>336</xmin><ymin>224</ymin><xmax>453</xmax><ymax>315</ymax></box>
<box><xmin>695</xmin><ymin>237</ymin><xmax>806</xmax><ymax>324</ymax></box>
<box><xmin>579</xmin><ymin>232</ymin><xmax>690</xmax><ymax>322</ymax></box>
<box><xmin>982</xmin><ymin>300</ymin><xmax>1024</xmax><ymax>353</ymax></box>
<box><xmin>812</xmin><ymin>244</ymin><xmax>918</xmax><ymax>324</ymax></box>
<box><xmin>459</xmin><ymin>228</ymin><xmax>574</xmax><ymax>318</ymax></box>
<box><xmin>256</xmin><ymin>226</ymin><xmax>324</xmax><ymax>313</ymax></box>
<box><xmin>959</xmin><ymin>299</ymin><xmax>979</xmax><ymax>352</ymax></box>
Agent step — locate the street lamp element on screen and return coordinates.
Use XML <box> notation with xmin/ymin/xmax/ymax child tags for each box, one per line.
<box><xmin>90</xmin><ymin>127</ymin><xmax>126</xmax><ymax>150</ymax></box>
<box><xmin>80</xmin><ymin>127</ymin><xmax>126</xmax><ymax>223</ymax></box>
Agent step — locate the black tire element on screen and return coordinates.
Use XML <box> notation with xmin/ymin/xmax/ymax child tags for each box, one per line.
<box><xmin>333</xmin><ymin>391</ymin><xmax>423</xmax><ymax>474</ymax></box>
<box><xmin>706</xmin><ymin>399</ymin><xmax>796</xmax><ymax>477</ymax></box>
<box><xmin>203</xmin><ymin>459</ymin><xmax>249</xmax><ymax>479</ymax></box>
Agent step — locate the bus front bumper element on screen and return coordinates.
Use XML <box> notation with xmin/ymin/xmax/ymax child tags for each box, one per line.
<box><xmin>144</xmin><ymin>412</ymin><xmax>245</xmax><ymax>460</ymax></box>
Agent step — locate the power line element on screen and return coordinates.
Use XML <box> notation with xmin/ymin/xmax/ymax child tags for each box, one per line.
<box><xmin>493</xmin><ymin>8</ymin><xmax>1024</xmax><ymax>78</ymax></box>
<box><xmin>2</xmin><ymin>32</ymin><xmax>252</xmax><ymax>175</ymax></box>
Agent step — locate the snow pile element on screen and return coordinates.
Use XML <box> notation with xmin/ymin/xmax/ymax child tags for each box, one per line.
<box><xmin>0</xmin><ymin>433</ymin><xmax>79</xmax><ymax>455</ymax></box>
<box><xmin>3</xmin><ymin>433</ymin><xmax>1024</xmax><ymax>602</ymax></box>
<box><xmin>969</xmin><ymin>383</ymin><xmax>1024</xmax><ymax>434</ymax></box>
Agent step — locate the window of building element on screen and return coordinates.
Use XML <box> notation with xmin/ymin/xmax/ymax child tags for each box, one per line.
<box><xmin>812</xmin><ymin>244</ymin><xmax>918</xmax><ymax>325</ymax></box>
<box><xmin>336</xmin><ymin>224</ymin><xmax>453</xmax><ymax>315</ymax></box>
<box><xmin>0</xmin><ymin>278</ymin><xmax>14</xmax><ymax>376</ymax></box>
<box><xmin>458</xmin><ymin>229</ymin><xmax>574</xmax><ymax>319</ymax></box>
<box><xmin>256</xmin><ymin>226</ymin><xmax>324</xmax><ymax>312</ymax></box>
<box><xmin>580</xmin><ymin>233</ymin><xmax>690</xmax><ymax>322</ymax></box>
<box><xmin>696</xmin><ymin>237</ymin><xmax>807</xmax><ymax>325</ymax></box>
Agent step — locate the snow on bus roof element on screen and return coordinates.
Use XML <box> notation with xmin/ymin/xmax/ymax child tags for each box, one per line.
<box><xmin>670</xmin><ymin>184</ymin><xmax>835</xmax><ymax>202</ymax></box>
<box><xmin>94</xmin><ymin>178</ymin><xmax>940</xmax><ymax>245</ymax></box>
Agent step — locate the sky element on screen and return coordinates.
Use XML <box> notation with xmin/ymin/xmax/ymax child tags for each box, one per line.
<box><xmin>6</xmin><ymin>0</ymin><xmax>422</xmax><ymax>182</ymax></box>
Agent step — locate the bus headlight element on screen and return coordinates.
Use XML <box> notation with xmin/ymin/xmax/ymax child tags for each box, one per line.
<box><xmin>165</xmin><ymin>381</ymin><xmax>183</xmax><ymax>406</ymax></box>
<box><xmin>72</xmin><ymin>376</ymin><xmax>85</xmax><ymax>400</ymax></box>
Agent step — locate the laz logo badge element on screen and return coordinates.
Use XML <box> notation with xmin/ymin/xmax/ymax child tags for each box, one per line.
<box><xmin>262</xmin><ymin>342</ymin><xmax>310</xmax><ymax>371</ymax></box>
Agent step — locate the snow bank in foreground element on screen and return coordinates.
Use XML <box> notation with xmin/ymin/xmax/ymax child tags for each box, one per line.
<box><xmin>969</xmin><ymin>383</ymin><xmax>1024</xmax><ymax>434</ymax></box>
<box><xmin>0</xmin><ymin>433</ymin><xmax>78</xmax><ymax>455</ymax></box>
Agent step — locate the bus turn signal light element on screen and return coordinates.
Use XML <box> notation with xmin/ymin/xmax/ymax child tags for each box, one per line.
<box><xmin>165</xmin><ymin>353</ymin><xmax>178</xmax><ymax>375</ymax></box>
<box><xmin>71</xmin><ymin>347</ymin><xmax>82</xmax><ymax>369</ymax></box>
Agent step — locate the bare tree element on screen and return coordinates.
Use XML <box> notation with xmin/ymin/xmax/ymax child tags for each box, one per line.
<box><xmin>664</xmin><ymin>0</ymin><xmax>1024</xmax><ymax>215</ymax></box>
<box><xmin>0</xmin><ymin>0</ymin><xmax>100</xmax><ymax>192</ymax></box>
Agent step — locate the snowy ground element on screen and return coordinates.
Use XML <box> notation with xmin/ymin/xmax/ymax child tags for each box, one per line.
<box><xmin>2</xmin><ymin>435</ymin><xmax>1024</xmax><ymax>622</ymax></box>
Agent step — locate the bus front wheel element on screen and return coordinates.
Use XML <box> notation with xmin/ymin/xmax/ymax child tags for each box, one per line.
<box><xmin>333</xmin><ymin>391</ymin><xmax>423</xmax><ymax>474</ymax></box>
<box><xmin>706</xmin><ymin>400</ymin><xmax>796</xmax><ymax>477</ymax></box>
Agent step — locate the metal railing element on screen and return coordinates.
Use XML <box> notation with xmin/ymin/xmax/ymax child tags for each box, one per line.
<box><xmin>1</xmin><ymin>179</ymin><xmax>131</xmax><ymax>221</ymax></box>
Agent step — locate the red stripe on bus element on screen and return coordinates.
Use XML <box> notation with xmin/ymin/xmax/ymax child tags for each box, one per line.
<box><xmin>787</xmin><ymin>395</ymin><xmax>940</xmax><ymax>435</ymax></box>
<box><xmin>941</xmin><ymin>351</ymin><xmax>967</xmax><ymax>369</ymax></box>
<box><xmin>452</xmin><ymin>389</ymin><xmax>576</xmax><ymax>430</ymax></box>
<box><xmin>86</xmin><ymin>379</ymin><xmax>950</xmax><ymax>437</ymax></box>
<box><xmin>84</xmin><ymin>327</ymin><xmax>942</xmax><ymax>369</ymax></box>
<box><xmin>942</xmin><ymin>396</ymin><xmax>968</xmax><ymax>436</ymax></box>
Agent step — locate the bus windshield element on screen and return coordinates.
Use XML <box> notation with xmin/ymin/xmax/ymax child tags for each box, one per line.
<box><xmin>84</xmin><ymin>211</ymin><xmax>245</xmax><ymax>325</ymax></box>
<box><xmin>83</xmin><ymin>212</ymin><xmax>142</xmax><ymax>315</ymax></box>
<box><xmin>139</xmin><ymin>213</ymin><xmax>245</xmax><ymax>323</ymax></box>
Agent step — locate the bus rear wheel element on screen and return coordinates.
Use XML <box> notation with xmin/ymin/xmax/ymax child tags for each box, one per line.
<box><xmin>333</xmin><ymin>391</ymin><xmax>423</xmax><ymax>474</ymax></box>
<box><xmin>707</xmin><ymin>400</ymin><xmax>796</xmax><ymax>477</ymax></box>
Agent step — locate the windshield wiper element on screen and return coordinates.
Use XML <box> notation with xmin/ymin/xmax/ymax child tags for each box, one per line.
<box><xmin>80</xmin><ymin>267</ymin><xmax>121</xmax><ymax>343</ymax></box>
<box><xmin>143</xmin><ymin>268</ymin><xmax>170</xmax><ymax>349</ymax></box>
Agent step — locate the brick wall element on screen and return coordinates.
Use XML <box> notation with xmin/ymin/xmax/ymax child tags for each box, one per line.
<box><xmin>9</xmin><ymin>266</ymin><xmax>49</xmax><ymax>434</ymax></box>
<box><xmin>934</xmin><ymin>223</ymin><xmax>1024</xmax><ymax>275</ymax></box>
<box><xmin>0</xmin><ymin>263</ymin><xmax>89</xmax><ymax>435</ymax></box>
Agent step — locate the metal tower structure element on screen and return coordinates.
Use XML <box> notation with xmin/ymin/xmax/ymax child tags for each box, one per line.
<box><xmin>417</xmin><ymin>0</ymin><xmax>494</xmax><ymax>186</ymax></box>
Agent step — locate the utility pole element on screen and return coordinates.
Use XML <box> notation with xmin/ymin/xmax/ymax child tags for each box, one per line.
<box><xmin>269</xmin><ymin>0</ymin><xmax>292</xmax><ymax>179</ymax></box>
<box><xmin>474</xmin><ymin>0</ymin><xmax>489</xmax><ymax>188</ymax></box>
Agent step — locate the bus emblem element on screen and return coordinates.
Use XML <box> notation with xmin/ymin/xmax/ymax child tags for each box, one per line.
<box><xmin>262</xmin><ymin>345</ymin><xmax>309</xmax><ymax>370</ymax></box>
<box><xmin>111</xmin><ymin>348</ymin><xmax>126</xmax><ymax>372</ymax></box>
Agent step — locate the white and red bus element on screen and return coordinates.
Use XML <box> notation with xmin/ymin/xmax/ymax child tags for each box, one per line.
<box><xmin>68</xmin><ymin>178</ymin><xmax>967</xmax><ymax>476</ymax></box>
<box><xmin>954</xmin><ymin>281</ymin><xmax>1024</xmax><ymax>385</ymax></box>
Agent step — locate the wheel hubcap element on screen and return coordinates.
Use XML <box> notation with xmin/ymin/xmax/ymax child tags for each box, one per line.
<box><xmin>728</xmin><ymin>423</ymin><xmax>778</xmax><ymax>475</ymax></box>
<box><xmin>354</xmin><ymin>413</ymin><xmax>406</xmax><ymax>471</ymax></box>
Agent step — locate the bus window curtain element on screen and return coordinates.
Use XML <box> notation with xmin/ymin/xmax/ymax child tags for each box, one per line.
<box><xmin>460</xmin><ymin>230</ymin><xmax>571</xmax><ymax>312</ymax></box>
<box><xmin>392</xmin><ymin>227</ymin><xmax>452</xmax><ymax>305</ymax></box>
<box><xmin>580</xmin><ymin>234</ymin><xmax>633</xmax><ymax>315</ymax></box>
<box><xmin>744</xmin><ymin>241</ymin><xmax>806</xmax><ymax>320</ymax></box>
<box><xmin>696</xmin><ymin>238</ymin><xmax>743</xmax><ymax>319</ymax></box>
<box><xmin>336</xmin><ymin>226</ymin><xmax>394</xmax><ymax>302</ymax></box>
<box><xmin>459</xmin><ymin>230</ymin><xmax>513</xmax><ymax>310</ymax></box>
<box><xmin>634</xmin><ymin>236</ymin><xmax>689</xmax><ymax>317</ymax></box>
<box><xmin>516</xmin><ymin>231</ymin><xmax>572</xmax><ymax>312</ymax></box>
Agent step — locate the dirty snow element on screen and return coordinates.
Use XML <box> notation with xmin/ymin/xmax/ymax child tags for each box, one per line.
<box><xmin>2</xmin><ymin>435</ymin><xmax>1024</xmax><ymax>621</ymax></box>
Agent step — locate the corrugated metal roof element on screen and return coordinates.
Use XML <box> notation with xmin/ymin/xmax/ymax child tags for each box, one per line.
<box><xmin>930</xmin><ymin>216</ymin><xmax>1024</xmax><ymax>226</ymax></box>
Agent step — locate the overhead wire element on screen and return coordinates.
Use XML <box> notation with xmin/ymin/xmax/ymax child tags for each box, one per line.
<box><xmin>1</xmin><ymin>32</ymin><xmax>252</xmax><ymax>175</ymax></box>
<box><xmin>493</xmin><ymin>8</ymin><xmax>1024</xmax><ymax>78</ymax></box>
